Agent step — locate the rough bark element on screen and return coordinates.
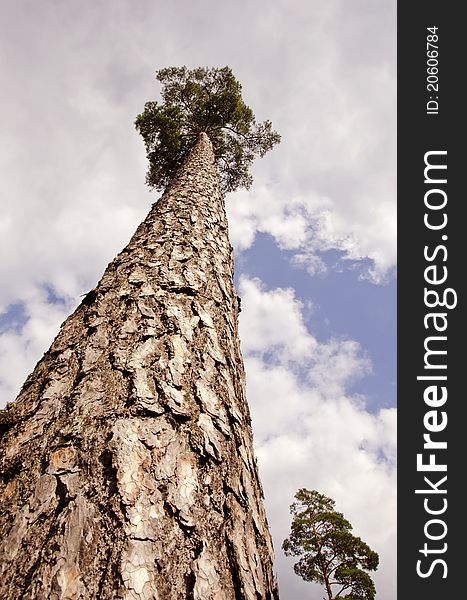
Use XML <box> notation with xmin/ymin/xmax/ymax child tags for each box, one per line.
<box><xmin>0</xmin><ymin>133</ymin><xmax>279</xmax><ymax>599</ymax></box>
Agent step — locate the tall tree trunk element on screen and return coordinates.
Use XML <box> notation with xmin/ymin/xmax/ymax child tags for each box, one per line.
<box><xmin>0</xmin><ymin>133</ymin><xmax>279</xmax><ymax>600</ymax></box>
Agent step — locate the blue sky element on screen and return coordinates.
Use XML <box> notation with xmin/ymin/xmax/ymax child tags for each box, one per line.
<box><xmin>236</xmin><ymin>233</ymin><xmax>396</xmax><ymax>412</ymax></box>
<box><xmin>0</xmin><ymin>1</ymin><xmax>396</xmax><ymax>598</ymax></box>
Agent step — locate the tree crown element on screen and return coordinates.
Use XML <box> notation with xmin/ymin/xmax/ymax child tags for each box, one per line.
<box><xmin>135</xmin><ymin>66</ymin><xmax>280</xmax><ymax>193</ymax></box>
<box><xmin>282</xmin><ymin>489</ymin><xmax>379</xmax><ymax>600</ymax></box>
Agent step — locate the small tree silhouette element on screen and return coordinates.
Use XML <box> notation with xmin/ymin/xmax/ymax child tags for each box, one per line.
<box><xmin>282</xmin><ymin>489</ymin><xmax>379</xmax><ymax>600</ymax></box>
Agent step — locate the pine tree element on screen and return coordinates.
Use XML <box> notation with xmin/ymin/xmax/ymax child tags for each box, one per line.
<box><xmin>0</xmin><ymin>68</ymin><xmax>280</xmax><ymax>599</ymax></box>
<box><xmin>282</xmin><ymin>489</ymin><xmax>379</xmax><ymax>600</ymax></box>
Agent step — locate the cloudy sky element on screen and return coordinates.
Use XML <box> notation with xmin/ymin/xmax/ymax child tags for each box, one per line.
<box><xmin>0</xmin><ymin>1</ymin><xmax>396</xmax><ymax>598</ymax></box>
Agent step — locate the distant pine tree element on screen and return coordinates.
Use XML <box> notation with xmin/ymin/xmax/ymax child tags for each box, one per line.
<box><xmin>283</xmin><ymin>489</ymin><xmax>379</xmax><ymax>600</ymax></box>
<box><xmin>0</xmin><ymin>67</ymin><xmax>280</xmax><ymax>599</ymax></box>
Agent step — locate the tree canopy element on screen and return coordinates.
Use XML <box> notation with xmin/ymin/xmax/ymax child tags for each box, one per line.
<box><xmin>135</xmin><ymin>66</ymin><xmax>280</xmax><ymax>193</ymax></box>
<box><xmin>282</xmin><ymin>489</ymin><xmax>379</xmax><ymax>600</ymax></box>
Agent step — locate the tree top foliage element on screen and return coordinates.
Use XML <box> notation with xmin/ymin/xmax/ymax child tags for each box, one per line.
<box><xmin>282</xmin><ymin>489</ymin><xmax>379</xmax><ymax>600</ymax></box>
<box><xmin>135</xmin><ymin>66</ymin><xmax>280</xmax><ymax>193</ymax></box>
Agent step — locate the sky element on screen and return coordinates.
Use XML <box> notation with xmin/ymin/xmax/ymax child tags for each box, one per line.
<box><xmin>0</xmin><ymin>1</ymin><xmax>396</xmax><ymax>598</ymax></box>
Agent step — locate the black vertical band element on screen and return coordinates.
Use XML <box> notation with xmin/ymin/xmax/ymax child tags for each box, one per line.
<box><xmin>398</xmin><ymin>3</ymin><xmax>464</xmax><ymax>596</ymax></box>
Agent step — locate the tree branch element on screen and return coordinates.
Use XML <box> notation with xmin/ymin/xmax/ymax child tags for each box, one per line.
<box><xmin>179</xmin><ymin>94</ymin><xmax>195</xmax><ymax>117</ymax></box>
<box><xmin>334</xmin><ymin>583</ymin><xmax>350</xmax><ymax>597</ymax></box>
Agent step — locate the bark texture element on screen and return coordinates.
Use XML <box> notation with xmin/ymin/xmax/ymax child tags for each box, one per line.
<box><xmin>0</xmin><ymin>134</ymin><xmax>279</xmax><ymax>599</ymax></box>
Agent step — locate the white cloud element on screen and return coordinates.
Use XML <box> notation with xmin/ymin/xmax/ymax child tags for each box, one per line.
<box><xmin>238</xmin><ymin>277</ymin><xmax>316</xmax><ymax>361</ymax></box>
<box><xmin>0</xmin><ymin>290</ymin><xmax>74</xmax><ymax>407</ymax></box>
<box><xmin>227</xmin><ymin>169</ymin><xmax>396</xmax><ymax>284</ymax></box>
<box><xmin>307</xmin><ymin>338</ymin><xmax>372</xmax><ymax>398</ymax></box>
<box><xmin>225</xmin><ymin>0</ymin><xmax>396</xmax><ymax>283</ymax></box>
<box><xmin>238</xmin><ymin>276</ymin><xmax>396</xmax><ymax>600</ymax></box>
